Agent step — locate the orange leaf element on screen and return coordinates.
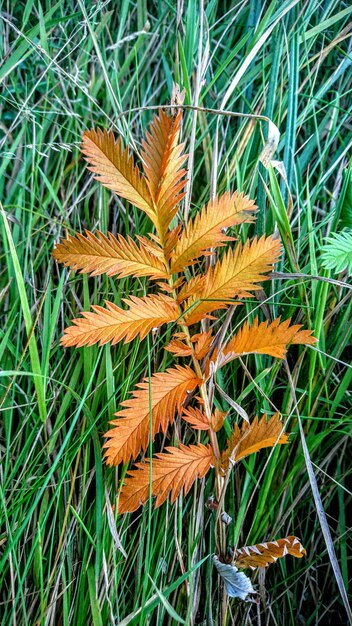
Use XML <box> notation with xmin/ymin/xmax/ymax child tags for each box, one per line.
<box><xmin>165</xmin><ymin>338</ymin><xmax>192</xmax><ymax>357</ymax></box>
<box><xmin>177</xmin><ymin>275</ymin><xmax>206</xmax><ymax>304</ymax></box>
<box><xmin>81</xmin><ymin>129</ymin><xmax>154</xmax><ymax>218</ymax></box>
<box><xmin>104</xmin><ymin>366</ymin><xmax>202</xmax><ymax>465</ymax></box>
<box><xmin>211</xmin><ymin>408</ymin><xmax>227</xmax><ymax>432</ymax></box>
<box><xmin>184</xmin><ymin>236</ymin><xmax>282</xmax><ymax>325</ymax></box>
<box><xmin>221</xmin><ymin>413</ymin><xmax>289</xmax><ymax>470</ymax></box>
<box><xmin>191</xmin><ymin>331</ymin><xmax>213</xmax><ymax>360</ymax></box>
<box><xmin>221</xmin><ymin>317</ymin><xmax>317</xmax><ymax>362</ymax></box>
<box><xmin>141</xmin><ymin>110</ymin><xmax>187</xmax><ymax>240</ymax></box>
<box><xmin>171</xmin><ymin>192</ymin><xmax>257</xmax><ymax>272</ymax></box>
<box><xmin>181</xmin><ymin>406</ymin><xmax>209</xmax><ymax>430</ymax></box>
<box><xmin>235</xmin><ymin>536</ymin><xmax>306</xmax><ymax>569</ymax></box>
<box><xmin>118</xmin><ymin>443</ymin><xmax>215</xmax><ymax>512</ymax></box>
<box><xmin>61</xmin><ymin>294</ymin><xmax>179</xmax><ymax>347</ymax></box>
<box><xmin>53</xmin><ymin>230</ymin><xmax>167</xmax><ymax>280</ymax></box>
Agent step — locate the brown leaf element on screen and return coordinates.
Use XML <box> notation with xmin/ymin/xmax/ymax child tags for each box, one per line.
<box><xmin>181</xmin><ymin>406</ymin><xmax>209</xmax><ymax>430</ymax></box>
<box><xmin>53</xmin><ymin>230</ymin><xmax>167</xmax><ymax>280</ymax></box>
<box><xmin>81</xmin><ymin>129</ymin><xmax>153</xmax><ymax>217</ymax></box>
<box><xmin>211</xmin><ymin>408</ymin><xmax>227</xmax><ymax>432</ymax></box>
<box><xmin>61</xmin><ymin>294</ymin><xmax>179</xmax><ymax>348</ymax></box>
<box><xmin>171</xmin><ymin>192</ymin><xmax>257</xmax><ymax>272</ymax></box>
<box><xmin>221</xmin><ymin>413</ymin><xmax>289</xmax><ymax>470</ymax></box>
<box><xmin>184</xmin><ymin>236</ymin><xmax>282</xmax><ymax>325</ymax></box>
<box><xmin>104</xmin><ymin>366</ymin><xmax>202</xmax><ymax>465</ymax></box>
<box><xmin>235</xmin><ymin>536</ymin><xmax>306</xmax><ymax>569</ymax></box>
<box><xmin>118</xmin><ymin>443</ymin><xmax>215</xmax><ymax>512</ymax></box>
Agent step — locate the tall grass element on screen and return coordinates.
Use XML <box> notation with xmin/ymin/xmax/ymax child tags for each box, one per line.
<box><xmin>0</xmin><ymin>1</ymin><xmax>351</xmax><ymax>624</ymax></box>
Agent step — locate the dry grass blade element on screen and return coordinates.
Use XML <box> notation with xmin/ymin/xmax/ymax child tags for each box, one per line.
<box><xmin>118</xmin><ymin>443</ymin><xmax>215</xmax><ymax>512</ymax></box>
<box><xmin>61</xmin><ymin>294</ymin><xmax>179</xmax><ymax>347</ymax></box>
<box><xmin>221</xmin><ymin>413</ymin><xmax>289</xmax><ymax>469</ymax></box>
<box><xmin>53</xmin><ymin>230</ymin><xmax>168</xmax><ymax>279</ymax></box>
<box><xmin>171</xmin><ymin>192</ymin><xmax>256</xmax><ymax>272</ymax></box>
<box><xmin>81</xmin><ymin>129</ymin><xmax>154</xmax><ymax>217</ymax></box>
<box><xmin>184</xmin><ymin>236</ymin><xmax>282</xmax><ymax>324</ymax></box>
<box><xmin>235</xmin><ymin>536</ymin><xmax>306</xmax><ymax>569</ymax></box>
<box><xmin>104</xmin><ymin>366</ymin><xmax>202</xmax><ymax>465</ymax></box>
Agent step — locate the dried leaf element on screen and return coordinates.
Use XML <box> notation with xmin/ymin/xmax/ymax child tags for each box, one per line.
<box><xmin>213</xmin><ymin>556</ymin><xmax>255</xmax><ymax>600</ymax></box>
<box><xmin>118</xmin><ymin>443</ymin><xmax>215</xmax><ymax>512</ymax></box>
<box><xmin>104</xmin><ymin>366</ymin><xmax>202</xmax><ymax>465</ymax></box>
<box><xmin>53</xmin><ymin>230</ymin><xmax>167</xmax><ymax>280</ymax></box>
<box><xmin>220</xmin><ymin>317</ymin><xmax>317</xmax><ymax>363</ymax></box>
<box><xmin>141</xmin><ymin>110</ymin><xmax>187</xmax><ymax>239</ymax></box>
<box><xmin>165</xmin><ymin>338</ymin><xmax>192</xmax><ymax>357</ymax></box>
<box><xmin>211</xmin><ymin>408</ymin><xmax>227</xmax><ymax>432</ymax></box>
<box><xmin>235</xmin><ymin>536</ymin><xmax>306</xmax><ymax>569</ymax></box>
<box><xmin>221</xmin><ymin>413</ymin><xmax>289</xmax><ymax>470</ymax></box>
<box><xmin>191</xmin><ymin>331</ymin><xmax>213</xmax><ymax>360</ymax></box>
<box><xmin>171</xmin><ymin>192</ymin><xmax>257</xmax><ymax>272</ymax></box>
<box><xmin>184</xmin><ymin>236</ymin><xmax>282</xmax><ymax>325</ymax></box>
<box><xmin>81</xmin><ymin>129</ymin><xmax>153</xmax><ymax>217</ymax></box>
<box><xmin>61</xmin><ymin>294</ymin><xmax>179</xmax><ymax>347</ymax></box>
<box><xmin>181</xmin><ymin>406</ymin><xmax>209</xmax><ymax>430</ymax></box>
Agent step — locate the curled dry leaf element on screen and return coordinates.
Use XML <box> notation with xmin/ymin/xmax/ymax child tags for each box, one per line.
<box><xmin>235</xmin><ymin>536</ymin><xmax>306</xmax><ymax>569</ymax></box>
<box><xmin>213</xmin><ymin>556</ymin><xmax>255</xmax><ymax>600</ymax></box>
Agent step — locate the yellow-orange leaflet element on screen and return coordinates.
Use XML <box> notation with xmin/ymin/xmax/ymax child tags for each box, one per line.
<box><xmin>118</xmin><ymin>443</ymin><xmax>216</xmax><ymax>512</ymax></box>
<box><xmin>53</xmin><ymin>230</ymin><xmax>167</xmax><ymax>280</ymax></box>
<box><xmin>61</xmin><ymin>294</ymin><xmax>179</xmax><ymax>348</ymax></box>
<box><xmin>104</xmin><ymin>366</ymin><xmax>202</xmax><ymax>465</ymax></box>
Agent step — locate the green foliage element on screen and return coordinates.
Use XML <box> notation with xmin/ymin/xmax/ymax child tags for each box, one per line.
<box><xmin>321</xmin><ymin>230</ymin><xmax>352</xmax><ymax>275</ymax></box>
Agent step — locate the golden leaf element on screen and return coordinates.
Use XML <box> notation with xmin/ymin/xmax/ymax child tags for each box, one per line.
<box><xmin>61</xmin><ymin>294</ymin><xmax>179</xmax><ymax>347</ymax></box>
<box><xmin>221</xmin><ymin>413</ymin><xmax>289</xmax><ymax>470</ymax></box>
<box><xmin>53</xmin><ymin>230</ymin><xmax>167</xmax><ymax>280</ymax></box>
<box><xmin>118</xmin><ymin>443</ymin><xmax>215</xmax><ymax>512</ymax></box>
<box><xmin>221</xmin><ymin>317</ymin><xmax>317</xmax><ymax>362</ymax></box>
<box><xmin>235</xmin><ymin>536</ymin><xmax>306</xmax><ymax>569</ymax></box>
<box><xmin>81</xmin><ymin>129</ymin><xmax>153</xmax><ymax>217</ymax></box>
<box><xmin>171</xmin><ymin>192</ymin><xmax>257</xmax><ymax>272</ymax></box>
<box><xmin>184</xmin><ymin>236</ymin><xmax>282</xmax><ymax>325</ymax></box>
<box><xmin>181</xmin><ymin>406</ymin><xmax>209</xmax><ymax>430</ymax></box>
<box><xmin>104</xmin><ymin>366</ymin><xmax>202</xmax><ymax>465</ymax></box>
<box><xmin>141</xmin><ymin>110</ymin><xmax>187</xmax><ymax>240</ymax></box>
